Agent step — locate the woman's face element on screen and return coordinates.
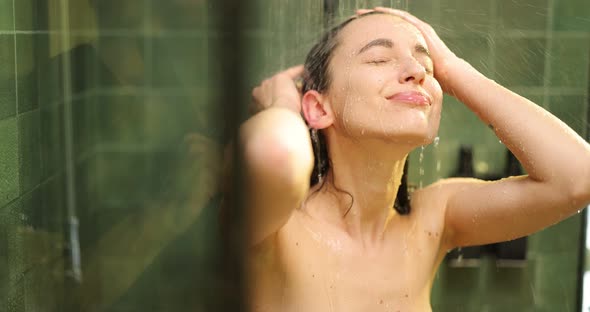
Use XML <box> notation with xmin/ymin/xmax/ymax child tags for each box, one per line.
<box><xmin>325</xmin><ymin>14</ymin><xmax>443</xmax><ymax>145</ymax></box>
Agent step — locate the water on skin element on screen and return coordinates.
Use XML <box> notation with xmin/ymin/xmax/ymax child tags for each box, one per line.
<box><xmin>418</xmin><ymin>145</ymin><xmax>425</xmax><ymax>188</ymax></box>
<box><xmin>433</xmin><ymin>136</ymin><xmax>441</xmax><ymax>181</ymax></box>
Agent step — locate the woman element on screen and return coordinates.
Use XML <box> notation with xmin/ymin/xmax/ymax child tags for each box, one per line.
<box><xmin>241</xmin><ymin>8</ymin><xmax>590</xmax><ymax>312</ymax></box>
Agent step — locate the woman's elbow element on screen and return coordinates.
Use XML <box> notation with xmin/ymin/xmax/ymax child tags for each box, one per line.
<box><xmin>240</xmin><ymin>108</ymin><xmax>314</xmax><ymax>190</ymax></box>
<box><xmin>567</xmin><ymin>161</ymin><xmax>590</xmax><ymax>208</ymax></box>
<box><xmin>572</xmin><ymin>179</ymin><xmax>590</xmax><ymax>210</ymax></box>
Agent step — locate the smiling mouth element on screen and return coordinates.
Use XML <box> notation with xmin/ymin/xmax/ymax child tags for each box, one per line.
<box><xmin>386</xmin><ymin>91</ymin><xmax>431</xmax><ymax>106</ymax></box>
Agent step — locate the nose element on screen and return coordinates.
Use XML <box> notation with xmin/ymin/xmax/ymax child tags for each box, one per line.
<box><xmin>398</xmin><ymin>58</ymin><xmax>426</xmax><ymax>85</ymax></box>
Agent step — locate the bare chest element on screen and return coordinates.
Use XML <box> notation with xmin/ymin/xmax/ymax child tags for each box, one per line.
<box><xmin>247</xmin><ymin>215</ymin><xmax>444</xmax><ymax>312</ymax></box>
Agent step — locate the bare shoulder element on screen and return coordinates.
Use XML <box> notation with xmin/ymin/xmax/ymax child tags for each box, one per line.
<box><xmin>411</xmin><ymin>177</ymin><xmax>483</xmax><ymax>209</ymax></box>
<box><xmin>409</xmin><ymin>178</ymin><xmax>480</xmax><ymax>248</ymax></box>
<box><xmin>409</xmin><ymin>179</ymin><xmax>450</xmax><ymax>219</ymax></box>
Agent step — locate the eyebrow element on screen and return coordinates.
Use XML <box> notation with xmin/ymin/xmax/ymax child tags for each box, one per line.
<box><xmin>357</xmin><ymin>38</ymin><xmax>432</xmax><ymax>59</ymax></box>
<box><xmin>415</xmin><ymin>44</ymin><xmax>431</xmax><ymax>58</ymax></box>
<box><xmin>358</xmin><ymin>38</ymin><xmax>393</xmax><ymax>54</ymax></box>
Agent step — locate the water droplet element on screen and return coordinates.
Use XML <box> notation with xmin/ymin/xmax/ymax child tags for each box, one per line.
<box><xmin>434</xmin><ymin>136</ymin><xmax>440</xmax><ymax>147</ymax></box>
<box><xmin>418</xmin><ymin>146</ymin><xmax>425</xmax><ymax>189</ymax></box>
<box><xmin>419</xmin><ymin>146</ymin><xmax>425</xmax><ymax>163</ymax></box>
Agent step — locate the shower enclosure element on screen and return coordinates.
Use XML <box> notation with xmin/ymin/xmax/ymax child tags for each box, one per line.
<box><xmin>0</xmin><ymin>0</ymin><xmax>589</xmax><ymax>311</ymax></box>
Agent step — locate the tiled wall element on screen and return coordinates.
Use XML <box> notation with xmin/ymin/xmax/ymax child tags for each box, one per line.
<box><xmin>0</xmin><ymin>0</ymin><xmax>588</xmax><ymax>311</ymax></box>
<box><xmin>0</xmin><ymin>0</ymin><xmax>68</xmax><ymax>310</ymax></box>
<box><xmin>1</xmin><ymin>0</ymin><xmax>229</xmax><ymax>311</ymax></box>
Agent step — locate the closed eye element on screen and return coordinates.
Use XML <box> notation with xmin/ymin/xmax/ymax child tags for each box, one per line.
<box><xmin>368</xmin><ymin>59</ymin><xmax>390</xmax><ymax>65</ymax></box>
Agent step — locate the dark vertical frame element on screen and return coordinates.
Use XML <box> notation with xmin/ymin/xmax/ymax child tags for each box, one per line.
<box><xmin>213</xmin><ymin>0</ymin><xmax>247</xmax><ymax>311</ymax></box>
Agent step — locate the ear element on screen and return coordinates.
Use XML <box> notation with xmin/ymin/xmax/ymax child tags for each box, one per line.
<box><xmin>301</xmin><ymin>90</ymin><xmax>334</xmax><ymax>129</ymax></box>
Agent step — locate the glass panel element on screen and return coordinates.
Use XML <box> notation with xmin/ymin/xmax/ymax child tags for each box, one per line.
<box><xmin>2</xmin><ymin>0</ymin><xmax>235</xmax><ymax>311</ymax></box>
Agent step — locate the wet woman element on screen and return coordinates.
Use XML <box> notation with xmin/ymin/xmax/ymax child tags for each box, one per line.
<box><xmin>241</xmin><ymin>8</ymin><xmax>590</xmax><ymax>312</ymax></box>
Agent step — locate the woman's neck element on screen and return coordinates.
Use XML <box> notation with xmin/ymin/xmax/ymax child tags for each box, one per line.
<box><xmin>304</xmin><ymin>134</ymin><xmax>412</xmax><ymax>246</ymax></box>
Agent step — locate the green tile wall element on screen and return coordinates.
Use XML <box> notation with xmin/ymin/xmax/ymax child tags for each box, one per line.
<box><xmin>13</xmin><ymin>0</ymin><xmax>36</xmax><ymax>32</ymax></box>
<box><xmin>0</xmin><ymin>35</ymin><xmax>16</xmax><ymax>120</ymax></box>
<box><xmin>439</xmin><ymin>0</ymin><xmax>491</xmax><ymax>34</ymax></box>
<box><xmin>443</xmin><ymin>35</ymin><xmax>493</xmax><ymax>78</ymax></box>
<box><xmin>0</xmin><ymin>0</ymin><xmax>14</xmax><ymax>31</ymax></box>
<box><xmin>495</xmin><ymin>38</ymin><xmax>547</xmax><ymax>87</ymax></box>
<box><xmin>84</xmin><ymin>2</ymin><xmax>142</xmax><ymax>34</ymax></box>
<box><xmin>553</xmin><ymin>1</ymin><xmax>590</xmax><ymax>32</ymax></box>
<box><xmin>15</xmin><ymin>35</ymin><xmax>37</xmax><ymax>114</ymax></box>
<box><xmin>0</xmin><ymin>118</ymin><xmax>19</xmax><ymax>208</ymax></box>
<box><xmin>243</xmin><ymin>0</ymin><xmax>323</xmax><ymax>85</ymax></box>
<box><xmin>17</xmin><ymin>110</ymin><xmax>41</xmax><ymax>194</ymax></box>
<box><xmin>496</xmin><ymin>0</ymin><xmax>549</xmax><ymax>31</ymax></box>
<box><xmin>1</xmin><ymin>1</ymin><xmax>68</xmax><ymax>311</ymax></box>
<box><xmin>550</xmin><ymin>37</ymin><xmax>590</xmax><ymax>88</ymax></box>
<box><xmin>548</xmin><ymin>95</ymin><xmax>588</xmax><ymax>136</ymax></box>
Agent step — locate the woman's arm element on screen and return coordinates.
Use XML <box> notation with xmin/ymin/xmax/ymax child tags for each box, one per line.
<box><xmin>442</xmin><ymin>59</ymin><xmax>590</xmax><ymax>248</ymax></box>
<box><xmin>241</xmin><ymin>66</ymin><xmax>314</xmax><ymax>247</ymax></box>
<box><xmin>375</xmin><ymin>8</ymin><xmax>590</xmax><ymax>249</ymax></box>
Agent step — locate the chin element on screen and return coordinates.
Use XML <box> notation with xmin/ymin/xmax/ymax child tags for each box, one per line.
<box><xmin>347</xmin><ymin>115</ymin><xmax>440</xmax><ymax>146</ymax></box>
<box><xmin>383</xmin><ymin>127</ymin><xmax>439</xmax><ymax>147</ymax></box>
<box><xmin>421</xmin><ymin>130</ymin><xmax>439</xmax><ymax>144</ymax></box>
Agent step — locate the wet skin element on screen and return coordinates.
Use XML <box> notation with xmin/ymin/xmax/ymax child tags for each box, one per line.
<box><xmin>247</xmin><ymin>188</ymin><xmax>448</xmax><ymax>312</ymax></box>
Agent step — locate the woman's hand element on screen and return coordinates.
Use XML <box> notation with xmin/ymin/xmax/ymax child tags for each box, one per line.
<box><xmin>357</xmin><ymin>8</ymin><xmax>462</xmax><ymax>93</ymax></box>
<box><xmin>250</xmin><ymin>65</ymin><xmax>304</xmax><ymax>114</ymax></box>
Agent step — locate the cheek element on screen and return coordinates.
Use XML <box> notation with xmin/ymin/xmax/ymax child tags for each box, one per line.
<box><xmin>427</xmin><ymin>77</ymin><xmax>443</xmax><ymax>104</ymax></box>
<box><xmin>329</xmin><ymin>74</ymin><xmax>370</xmax><ymax>113</ymax></box>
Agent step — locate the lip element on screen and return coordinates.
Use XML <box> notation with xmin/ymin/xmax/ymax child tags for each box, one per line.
<box><xmin>386</xmin><ymin>91</ymin><xmax>432</xmax><ymax>106</ymax></box>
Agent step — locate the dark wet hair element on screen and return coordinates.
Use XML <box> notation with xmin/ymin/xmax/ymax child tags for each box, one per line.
<box><xmin>302</xmin><ymin>11</ymin><xmax>411</xmax><ymax>215</ymax></box>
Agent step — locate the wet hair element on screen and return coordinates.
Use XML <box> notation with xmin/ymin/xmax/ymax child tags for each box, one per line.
<box><xmin>302</xmin><ymin>11</ymin><xmax>411</xmax><ymax>215</ymax></box>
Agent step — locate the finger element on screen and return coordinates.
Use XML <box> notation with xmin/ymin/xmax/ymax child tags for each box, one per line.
<box><xmin>374</xmin><ymin>7</ymin><xmax>410</xmax><ymax>16</ymax></box>
<box><xmin>251</xmin><ymin>86</ymin><xmax>259</xmax><ymax>98</ymax></box>
<box><xmin>373</xmin><ymin>6</ymin><xmax>395</xmax><ymax>13</ymax></box>
<box><xmin>282</xmin><ymin>65</ymin><xmax>305</xmax><ymax>78</ymax></box>
<box><xmin>356</xmin><ymin>9</ymin><xmax>373</xmax><ymax>15</ymax></box>
<box><xmin>373</xmin><ymin>7</ymin><xmax>409</xmax><ymax>21</ymax></box>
